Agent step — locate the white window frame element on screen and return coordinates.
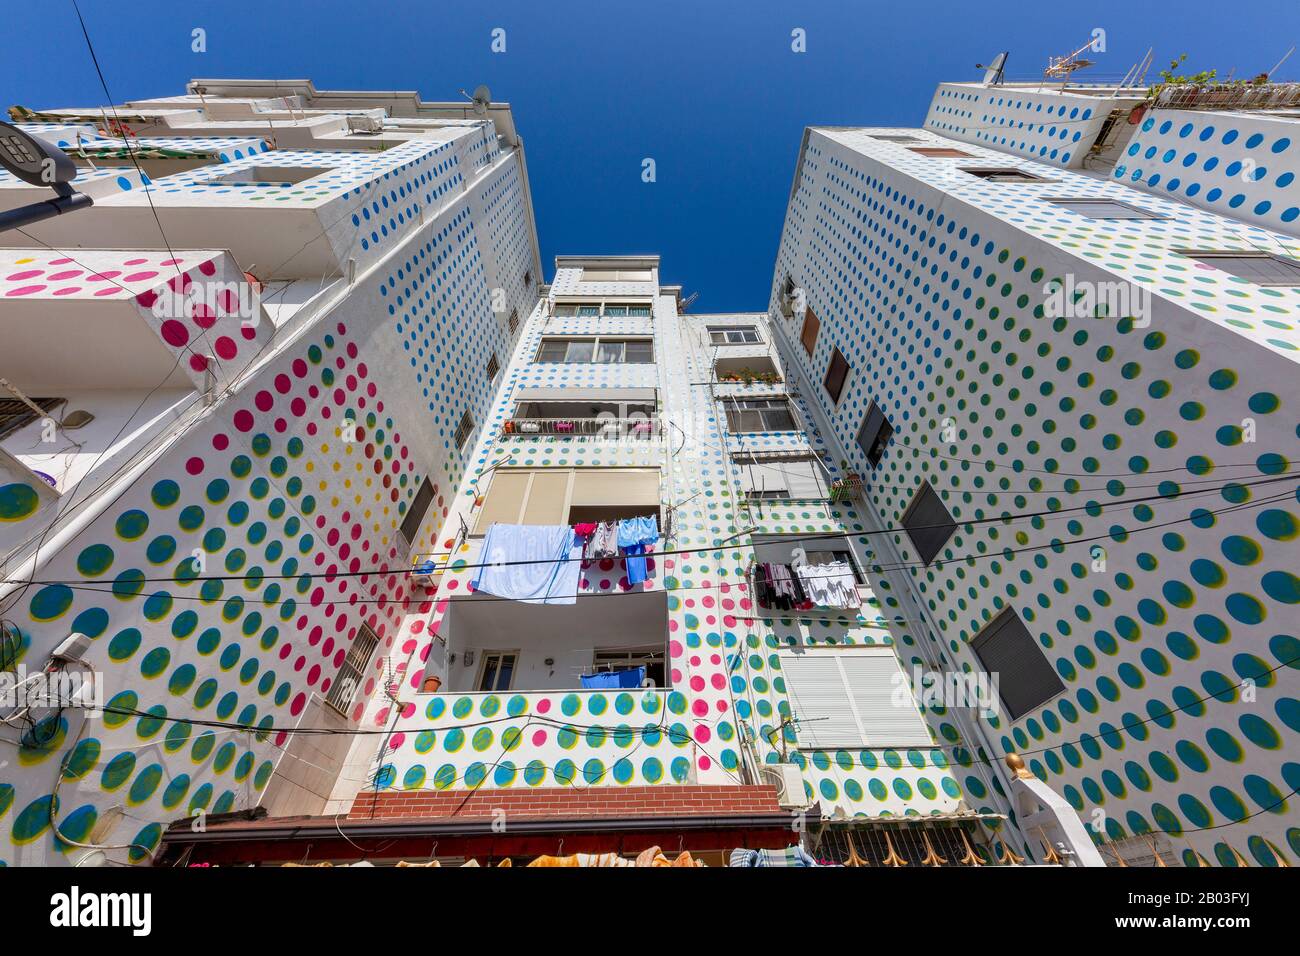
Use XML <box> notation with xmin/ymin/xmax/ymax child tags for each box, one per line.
<box><xmin>707</xmin><ymin>325</ymin><xmax>762</xmax><ymax>345</ymax></box>
<box><xmin>534</xmin><ymin>336</ymin><xmax>654</xmax><ymax>364</ymax></box>
<box><xmin>476</xmin><ymin>651</ymin><xmax>518</xmax><ymax>692</ymax></box>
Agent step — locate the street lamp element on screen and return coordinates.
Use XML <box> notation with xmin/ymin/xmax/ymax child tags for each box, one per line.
<box><xmin>0</xmin><ymin>120</ymin><xmax>93</xmax><ymax>233</ymax></box>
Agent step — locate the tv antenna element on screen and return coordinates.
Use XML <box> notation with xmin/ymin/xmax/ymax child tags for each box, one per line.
<box><xmin>1044</xmin><ymin>39</ymin><xmax>1098</xmax><ymax>83</ymax></box>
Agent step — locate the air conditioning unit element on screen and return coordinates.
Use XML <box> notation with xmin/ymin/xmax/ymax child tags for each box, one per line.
<box><xmin>347</xmin><ymin>115</ymin><xmax>385</xmax><ymax>135</ymax></box>
<box><xmin>759</xmin><ymin>763</ymin><xmax>808</xmax><ymax>808</ymax></box>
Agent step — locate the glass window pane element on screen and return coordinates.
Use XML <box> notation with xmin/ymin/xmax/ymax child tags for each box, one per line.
<box><xmin>565</xmin><ymin>341</ymin><xmax>596</xmax><ymax>363</ymax></box>
<box><xmin>625</xmin><ymin>340</ymin><xmax>653</xmax><ymax>363</ymax></box>
<box><xmin>553</xmin><ymin>304</ymin><xmax>576</xmax><ymax>317</ymax></box>
<box><xmin>494</xmin><ymin>656</ymin><xmax>514</xmax><ymax>691</ymax></box>
<box><xmin>604</xmin><ymin>305</ymin><xmax>628</xmax><ymax>316</ymax></box>
<box><xmin>595</xmin><ymin>341</ymin><xmax>625</xmax><ymax>362</ymax></box>
<box><xmin>628</xmin><ymin>305</ymin><xmax>652</xmax><ymax>317</ymax></box>
<box><xmin>536</xmin><ymin>342</ymin><xmax>566</xmax><ymax>362</ymax></box>
<box><xmin>577</xmin><ymin>305</ymin><xmax>600</xmax><ymax>317</ymax></box>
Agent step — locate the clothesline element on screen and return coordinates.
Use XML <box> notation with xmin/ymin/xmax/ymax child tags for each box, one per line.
<box><xmin>752</xmin><ymin>560</ymin><xmax>862</xmax><ymax>611</ymax></box>
<box><xmin>470</xmin><ymin>515</ymin><xmax>661</xmax><ymax>605</ymax></box>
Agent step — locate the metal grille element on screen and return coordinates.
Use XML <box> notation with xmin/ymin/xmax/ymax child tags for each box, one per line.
<box><xmin>811</xmin><ymin>823</ymin><xmax>994</xmax><ymax>867</ymax></box>
<box><xmin>453</xmin><ymin>409</ymin><xmax>475</xmax><ymax>450</ymax></box>
<box><xmin>326</xmin><ymin>623</ymin><xmax>379</xmax><ymax>714</ymax></box>
<box><xmin>486</xmin><ymin>353</ymin><xmax>500</xmax><ymax>381</ymax></box>
<box><xmin>0</xmin><ymin>397</ymin><xmax>64</xmax><ymax>440</ymax></box>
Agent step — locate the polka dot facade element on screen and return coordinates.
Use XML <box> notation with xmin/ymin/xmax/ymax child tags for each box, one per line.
<box><xmin>925</xmin><ymin>83</ymin><xmax>1115</xmax><ymax>168</ymax></box>
<box><xmin>0</xmin><ymin>135</ymin><xmax>538</xmax><ymax>865</ymax></box>
<box><xmin>768</xmin><ymin>124</ymin><xmax>1300</xmax><ymax>865</ymax></box>
<box><xmin>370</xmin><ymin>285</ymin><xmax>974</xmax><ymax>826</ymax></box>
<box><xmin>1120</xmin><ymin>110</ymin><xmax>1300</xmax><ymax>236</ymax></box>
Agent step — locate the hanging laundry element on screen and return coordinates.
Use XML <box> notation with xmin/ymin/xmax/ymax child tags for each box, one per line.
<box><xmin>618</xmin><ymin>514</ymin><xmax>659</xmax><ymax>585</ymax></box>
<box><xmin>471</xmin><ymin>523</ymin><xmax>581</xmax><ymax>605</ymax></box>
<box><xmin>585</xmin><ymin>521</ymin><xmax>619</xmax><ymax>560</ymax></box>
<box><xmin>572</xmin><ymin>521</ymin><xmax>598</xmax><ymax>540</ymax></box>
<box><xmin>728</xmin><ymin>846</ymin><xmax>820</xmax><ymax>867</ymax></box>
<box><xmin>579</xmin><ymin>666</ymin><xmax>646</xmax><ymax>690</ymax></box>
<box><xmin>794</xmin><ymin>561</ymin><xmax>861</xmax><ymax>609</ymax></box>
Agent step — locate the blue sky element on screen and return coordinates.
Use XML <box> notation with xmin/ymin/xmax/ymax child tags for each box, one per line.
<box><xmin>5</xmin><ymin>0</ymin><xmax>1296</xmax><ymax>309</ymax></box>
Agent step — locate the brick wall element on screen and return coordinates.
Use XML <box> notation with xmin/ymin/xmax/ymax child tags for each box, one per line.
<box><xmin>348</xmin><ymin>785</ymin><xmax>785</xmax><ymax>821</ymax></box>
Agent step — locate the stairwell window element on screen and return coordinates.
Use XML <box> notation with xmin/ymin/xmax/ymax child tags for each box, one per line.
<box><xmin>800</xmin><ymin>307</ymin><xmax>820</xmax><ymax>356</ymax></box>
<box><xmin>971</xmin><ymin>609</ymin><xmax>1065</xmax><ymax>719</ymax></box>
<box><xmin>508</xmin><ymin>309</ymin><xmax>519</xmax><ymax>335</ymax></box>
<box><xmin>960</xmin><ymin>167</ymin><xmax>1052</xmax><ymax>183</ymax></box>
<box><xmin>823</xmin><ymin>347</ymin><xmax>850</xmax><ymax>404</ymax></box>
<box><xmin>856</xmin><ymin>400</ymin><xmax>893</xmax><ymax>468</ymax></box>
<box><xmin>1047</xmin><ymin>198</ymin><xmax>1165</xmax><ymax>220</ymax></box>
<box><xmin>908</xmin><ymin>147</ymin><xmax>974</xmax><ymax>158</ymax></box>
<box><xmin>399</xmin><ymin>477</ymin><xmax>435</xmax><ymax>552</ymax></box>
<box><xmin>901</xmin><ymin>481</ymin><xmax>956</xmax><ymax>565</ymax></box>
<box><xmin>485</xmin><ymin>352</ymin><xmax>500</xmax><ymax>383</ymax></box>
<box><xmin>1176</xmin><ymin>250</ymin><xmax>1300</xmax><ymax>286</ymax></box>
<box><xmin>326</xmin><ymin>622</ymin><xmax>380</xmax><ymax>715</ymax></box>
<box><xmin>454</xmin><ymin>409</ymin><xmax>475</xmax><ymax>450</ymax></box>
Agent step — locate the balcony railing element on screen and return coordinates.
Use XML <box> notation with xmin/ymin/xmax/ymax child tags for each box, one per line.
<box><xmin>501</xmin><ymin>417</ymin><xmax>661</xmax><ymax>439</ymax></box>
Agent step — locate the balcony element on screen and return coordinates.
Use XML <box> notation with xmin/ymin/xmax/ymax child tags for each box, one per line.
<box><xmin>500</xmin><ymin>395</ymin><xmax>659</xmax><ymax>440</ymax></box>
<box><xmin>714</xmin><ymin>355</ymin><xmax>782</xmax><ymax>385</ymax></box>
<box><xmin>421</xmin><ymin>590</ymin><xmax>670</xmax><ymax>694</ymax></box>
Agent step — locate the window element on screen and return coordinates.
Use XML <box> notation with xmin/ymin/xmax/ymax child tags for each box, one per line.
<box><xmin>856</xmin><ymin>401</ymin><xmax>893</xmax><ymax>468</ymax></box>
<box><xmin>1046</xmin><ymin>198</ymin><xmax>1165</xmax><ymax>220</ymax></box>
<box><xmin>823</xmin><ymin>347</ymin><xmax>850</xmax><ymax>404</ymax></box>
<box><xmin>0</xmin><ymin>396</ymin><xmax>64</xmax><ymax>440</ymax></box>
<box><xmin>534</xmin><ymin>337</ymin><xmax>653</xmax><ymax>364</ymax></box>
<box><xmin>477</xmin><ymin>652</ymin><xmax>517</xmax><ymax>692</ymax></box>
<box><xmin>753</xmin><ymin>534</ymin><xmax>864</xmax><ymax>584</ymax></box>
<box><xmin>553</xmin><ymin>300</ymin><xmax>652</xmax><ymax>317</ymax></box>
<box><xmin>326</xmin><ymin>623</ymin><xmax>380</xmax><ymax>714</ymax></box>
<box><xmin>960</xmin><ymin>167</ymin><xmax>1051</xmax><ymax>183</ymax></box>
<box><xmin>592</xmin><ymin>646</ymin><xmax>665</xmax><ymax>687</ymax></box>
<box><xmin>735</xmin><ymin>453</ymin><xmax>827</xmax><ymax>500</ymax></box>
<box><xmin>1177</xmin><ymin>250</ymin><xmax>1300</xmax><ymax>286</ymax></box>
<box><xmin>399</xmin><ymin>477</ymin><xmax>435</xmax><ymax>550</ymax></box>
<box><xmin>581</xmin><ymin>268</ymin><xmax>653</xmax><ymax>282</ymax></box>
<box><xmin>971</xmin><ymin>609</ymin><xmax>1065</xmax><ymax>719</ymax></box>
<box><xmin>908</xmin><ymin>147</ymin><xmax>974</xmax><ymax>158</ymax></box>
<box><xmin>779</xmin><ymin>647</ymin><xmax>931</xmax><ymax>748</ymax></box>
<box><xmin>508</xmin><ymin>309</ymin><xmax>519</xmax><ymax>335</ymax></box>
<box><xmin>872</xmin><ymin>134</ymin><xmax>921</xmax><ymax>143</ymax></box>
<box><xmin>214</xmin><ymin>165</ymin><xmax>331</xmax><ymax>186</ymax></box>
<box><xmin>902</xmin><ymin>482</ymin><xmax>956</xmax><ymax>565</ymax></box>
<box><xmin>474</xmin><ymin>467</ymin><xmax>660</xmax><ymax>532</ymax></box>
<box><xmin>708</xmin><ymin>325</ymin><xmax>761</xmax><ymax>345</ymax></box>
<box><xmin>524</xmin><ymin>270</ymin><xmax>532</xmax><ymax>286</ymax></box>
<box><xmin>800</xmin><ymin>307</ymin><xmax>820</xmax><ymax>356</ymax></box>
<box><xmin>485</xmin><ymin>352</ymin><xmax>500</xmax><ymax>382</ymax></box>
<box><xmin>724</xmin><ymin>397</ymin><xmax>797</xmax><ymax>433</ymax></box>
<box><xmin>454</xmin><ymin>409</ymin><xmax>475</xmax><ymax>450</ymax></box>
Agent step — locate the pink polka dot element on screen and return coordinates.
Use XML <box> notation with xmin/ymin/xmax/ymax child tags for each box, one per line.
<box><xmin>5</xmin><ymin>284</ymin><xmax>45</xmax><ymax>296</ymax></box>
<box><xmin>214</xmin><ymin>336</ymin><xmax>238</xmax><ymax>359</ymax></box>
<box><xmin>185</xmin><ymin>457</ymin><xmax>204</xmax><ymax>475</ymax></box>
<box><xmin>160</xmin><ymin>320</ymin><xmax>189</xmax><ymax>347</ymax></box>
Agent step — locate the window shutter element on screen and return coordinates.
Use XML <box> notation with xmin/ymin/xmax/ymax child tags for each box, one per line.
<box><xmin>521</xmin><ymin>470</ymin><xmax>571</xmax><ymax>524</ymax></box>
<box><xmin>902</xmin><ymin>482</ymin><xmax>956</xmax><ymax>565</ymax></box>
<box><xmin>780</xmin><ymin>655</ymin><xmax>864</xmax><ymax>748</ymax></box>
<box><xmin>781</xmin><ymin>648</ymin><xmax>931</xmax><ymax>749</ymax></box>
<box><xmin>971</xmin><ymin>609</ymin><xmax>1065</xmax><ymax>720</ymax></box>
<box><xmin>399</xmin><ymin>478</ymin><xmax>435</xmax><ymax>547</ymax></box>
<box><xmin>839</xmin><ymin>653</ymin><xmax>931</xmax><ymax>747</ymax></box>
<box><xmin>475</xmin><ymin>471</ymin><xmax>530</xmax><ymax>531</ymax></box>
<box><xmin>573</xmin><ymin>469</ymin><xmax>659</xmax><ymax>507</ymax></box>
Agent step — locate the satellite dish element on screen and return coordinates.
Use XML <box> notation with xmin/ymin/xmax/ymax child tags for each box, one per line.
<box><xmin>470</xmin><ymin>85</ymin><xmax>491</xmax><ymax>116</ymax></box>
<box><xmin>977</xmin><ymin>52</ymin><xmax>1008</xmax><ymax>86</ymax></box>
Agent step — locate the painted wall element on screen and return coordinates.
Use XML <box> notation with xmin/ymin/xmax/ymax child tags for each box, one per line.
<box><xmin>768</xmin><ymin>123</ymin><xmax>1300</xmax><ymax>866</ymax></box>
